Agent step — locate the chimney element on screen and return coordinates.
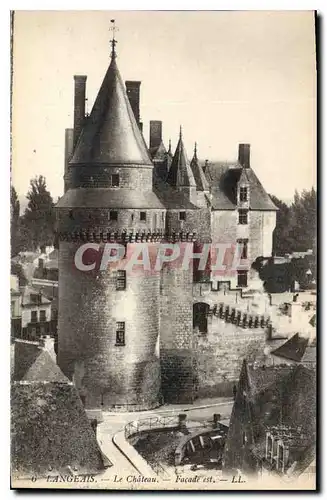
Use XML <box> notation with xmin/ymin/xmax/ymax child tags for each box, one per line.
<box><xmin>238</xmin><ymin>143</ymin><xmax>251</xmax><ymax>168</ymax></box>
<box><xmin>125</xmin><ymin>81</ymin><xmax>141</xmax><ymax>128</ymax></box>
<box><xmin>73</xmin><ymin>75</ymin><xmax>87</xmax><ymax>149</ymax></box>
<box><xmin>64</xmin><ymin>128</ymin><xmax>74</xmax><ymax>192</ymax></box>
<box><xmin>149</xmin><ymin>120</ymin><xmax>162</xmax><ymax>149</ymax></box>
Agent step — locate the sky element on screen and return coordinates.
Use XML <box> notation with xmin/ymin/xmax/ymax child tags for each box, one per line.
<box><xmin>11</xmin><ymin>10</ymin><xmax>316</xmax><ymax>204</ymax></box>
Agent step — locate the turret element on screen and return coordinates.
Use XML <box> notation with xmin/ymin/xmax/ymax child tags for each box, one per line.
<box><xmin>56</xmin><ymin>27</ymin><xmax>165</xmax><ymax>411</ymax></box>
<box><xmin>166</xmin><ymin>126</ymin><xmax>197</xmax><ymax>205</ymax></box>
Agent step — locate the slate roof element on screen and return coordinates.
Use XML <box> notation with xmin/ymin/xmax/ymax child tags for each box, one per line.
<box><xmin>11</xmin><ymin>381</ymin><xmax>108</xmax><ymax>475</ymax></box>
<box><xmin>166</xmin><ymin>131</ymin><xmax>196</xmax><ymax>188</ymax></box>
<box><xmin>243</xmin><ymin>362</ymin><xmax>316</xmax><ymax>447</ymax></box>
<box><xmin>70</xmin><ymin>53</ymin><xmax>152</xmax><ymax>166</ymax></box>
<box><xmin>271</xmin><ymin>333</ymin><xmax>310</xmax><ymax>362</ymax></box>
<box><xmin>13</xmin><ymin>340</ymin><xmax>68</xmax><ymax>383</ymax></box>
<box><xmin>205</xmin><ymin>162</ymin><xmax>278</xmax><ymax>211</ymax></box>
<box><xmin>56</xmin><ymin>187</ymin><xmax>165</xmax><ymax>209</ymax></box>
<box><xmin>190</xmin><ymin>144</ymin><xmax>209</xmax><ymax>192</ymax></box>
<box><xmin>21</xmin><ymin>286</ymin><xmax>51</xmax><ymax>306</ymax></box>
<box><xmin>149</xmin><ymin>140</ymin><xmax>167</xmax><ymax>161</ymax></box>
<box><xmin>153</xmin><ymin>172</ymin><xmax>198</xmax><ymax>210</ymax></box>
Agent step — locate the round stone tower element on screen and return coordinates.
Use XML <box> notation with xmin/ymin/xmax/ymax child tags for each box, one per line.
<box><xmin>56</xmin><ymin>42</ymin><xmax>165</xmax><ymax>410</ymax></box>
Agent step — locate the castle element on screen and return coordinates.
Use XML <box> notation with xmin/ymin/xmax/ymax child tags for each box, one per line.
<box><xmin>56</xmin><ymin>36</ymin><xmax>277</xmax><ymax>411</ymax></box>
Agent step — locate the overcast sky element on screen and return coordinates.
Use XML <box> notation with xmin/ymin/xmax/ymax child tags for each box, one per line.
<box><xmin>11</xmin><ymin>10</ymin><xmax>316</xmax><ymax>203</ymax></box>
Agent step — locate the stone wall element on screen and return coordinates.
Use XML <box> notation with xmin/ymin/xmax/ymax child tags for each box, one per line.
<box><xmin>58</xmin><ymin>207</ymin><xmax>166</xmax><ymax>234</ymax></box>
<box><xmin>58</xmin><ymin>241</ymin><xmax>161</xmax><ymax>410</ymax></box>
<box><xmin>69</xmin><ymin>164</ymin><xmax>153</xmax><ymax>190</ymax></box>
<box><xmin>195</xmin><ymin>315</ymin><xmax>267</xmax><ymax>398</ymax></box>
<box><xmin>159</xmin><ymin>246</ymin><xmax>195</xmax><ymax>404</ymax></box>
<box><xmin>211</xmin><ymin>209</ymin><xmax>276</xmax><ymax>286</ymax></box>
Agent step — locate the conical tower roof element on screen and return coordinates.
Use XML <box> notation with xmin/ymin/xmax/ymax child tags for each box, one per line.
<box><xmin>70</xmin><ymin>50</ymin><xmax>152</xmax><ymax>166</ymax></box>
<box><xmin>166</xmin><ymin>128</ymin><xmax>196</xmax><ymax>188</ymax></box>
<box><xmin>190</xmin><ymin>142</ymin><xmax>209</xmax><ymax>191</ymax></box>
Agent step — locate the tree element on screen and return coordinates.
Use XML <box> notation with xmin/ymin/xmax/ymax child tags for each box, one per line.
<box><xmin>20</xmin><ymin>176</ymin><xmax>56</xmax><ymax>251</ymax></box>
<box><xmin>270</xmin><ymin>188</ymin><xmax>317</xmax><ymax>255</ymax></box>
<box><xmin>290</xmin><ymin>188</ymin><xmax>317</xmax><ymax>253</ymax></box>
<box><xmin>269</xmin><ymin>194</ymin><xmax>293</xmax><ymax>255</ymax></box>
<box><xmin>10</xmin><ymin>186</ymin><xmax>20</xmax><ymax>256</ymax></box>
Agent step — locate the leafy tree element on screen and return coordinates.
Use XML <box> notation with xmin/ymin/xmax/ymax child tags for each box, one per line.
<box><xmin>20</xmin><ymin>176</ymin><xmax>56</xmax><ymax>251</ymax></box>
<box><xmin>269</xmin><ymin>194</ymin><xmax>292</xmax><ymax>255</ymax></box>
<box><xmin>270</xmin><ymin>188</ymin><xmax>316</xmax><ymax>255</ymax></box>
<box><xmin>10</xmin><ymin>186</ymin><xmax>20</xmax><ymax>256</ymax></box>
<box><xmin>290</xmin><ymin>188</ymin><xmax>317</xmax><ymax>253</ymax></box>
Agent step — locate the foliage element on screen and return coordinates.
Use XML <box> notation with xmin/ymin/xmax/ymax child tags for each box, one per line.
<box><xmin>270</xmin><ymin>188</ymin><xmax>317</xmax><ymax>255</ymax></box>
<box><xmin>10</xmin><ymin>186</ymin><xmax>20</xmax><ymax>257</ymax></box>
<box><xmin>18</xmin><ymin>176</ymin><xmax>56</xmax><ymax>252</ymax></box>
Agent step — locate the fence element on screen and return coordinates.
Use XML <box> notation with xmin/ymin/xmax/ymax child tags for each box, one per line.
<box><xmin>124</xmin><ymin>415</ymin><xmax>179</xmax><ymax>439</ymax></box>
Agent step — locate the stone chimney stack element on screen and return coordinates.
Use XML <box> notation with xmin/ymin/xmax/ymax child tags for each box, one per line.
<box><xmin>238</xmin><ymin>143</ymin><xmax>251</xmax><ymax>168</ymax></box>
<box><xmin>149</xmin><ymin>120</ymin><xmax>162</xmax><ymax>149</ymax></box>
<box><xmin>73</xmin><ymin>75</ymin><xmax>87</xmax><ymax>149</ymax></box>
<box><xmin>125</xmin><ymin>80</ymin><xmax>141</xmax><ymax>129</ymax></box>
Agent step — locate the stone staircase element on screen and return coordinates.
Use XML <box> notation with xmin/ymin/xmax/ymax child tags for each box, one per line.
<box><xmin>209</xmin><ymin>302</ymin><xmax>271</xmax><ymax>330</ymax></box>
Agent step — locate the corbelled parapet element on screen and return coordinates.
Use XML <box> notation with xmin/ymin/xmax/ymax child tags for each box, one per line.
<box><xmin>58</xmin><ymin>230</ymin><xmax>197</xmax><ymax>243</ymax></box>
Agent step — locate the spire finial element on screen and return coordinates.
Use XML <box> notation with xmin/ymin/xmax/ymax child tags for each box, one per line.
<box><xmin>179</xmin><ymin>125</ymin><xmax>182</xmax><ymax>139</ymax></box>
<box><xmin>168</xmin><ymin>139</ymin><xmax>172</xmax><ymax>154</ymax></box>
<box><xmin>110</xmin><ymin>19</ymin><xmax>119</xmax><ymax>59</ymax></box>
<box><xmin>194</xmin><ymin>141</ymin><xmax>197</xmax><ymax>157</ymax></box>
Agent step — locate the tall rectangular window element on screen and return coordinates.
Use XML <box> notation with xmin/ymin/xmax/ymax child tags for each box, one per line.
<box><xmin>237</xmin><ymin>239</ymin><xmax>249</xmax><ymax>259</ymax></box>
<box><xmin>109</xmin><ymin>211</ymin><xmax>118</xmax><ymax>221</ymax></box>
<box><xmin>116</xmin><ymin>322</ymin><xmax>125</xmax><ymax>346</ymax></box>
<box><xmin>111</xmin><ymin>174</ymin><xmax>120</xmax><ymax>187</ymax></box>
<box><xmin>240</xmin><ymin>187</ymin><xmax>248</xmax><ymax>202</ymax></box>
<box><xmin>237</xmin><ymin>270</ymin><xmax>248</xmax><ymax>288</ymax></box>
<box><xmin>238</xmin><ymin>209</ymin><xmax>248</xmax><ymax>225</ymax></box>
<box><xmin>140</xmin><ymin>211</ymin><xmax>146</xmax><ymax>221</ymax></box>
<box><xmin>31</xmin><ymin>310</ymin><xmax>38</xmax><ymax>323</ymax></box>
<box><xmin>116</xmin><ymin>270</ymin><xmax>126</xmax><ymax>290</ymax></box>
<box><xmin>40</xmin><ymin>310</ymin><xmax>46</xmax><ymax>322</ymax></box>
<box><xmin>179</xmin><ymin>211</ymin><xmax>186</xmax><ymax>221</ymax></box>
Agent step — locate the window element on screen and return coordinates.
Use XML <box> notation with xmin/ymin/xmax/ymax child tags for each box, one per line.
<box><xmin>31</xmin><ymin>310</ymin><xmax>38</xmax><ymax>323</ymax></box>
<box><xmin>237</xmin><ymin>239</ymin><xmax>248</xmax><ymax>259</ymax></box>
<box><xmin>140</xmin><ymin>211</ymin><xmax>146</xmax><ymax>221</ymax></box>
<box><xmin>179</xmin><ymin>211</ymin><xmax>186</xmax><ymax>221</ymax></box>
<box><xmin>40</xmin><ymin>310</ymin><xmax>46</xmax><ymax>322</ymax></box>
<box><xmin>266</xmin><ymin>435</ymin><xmax>273</xmax><ymax>460</ymax></box>
<box><xmin>116</xmin><ymin>270</ymin><xmax>126</xmax><ymax>290</ymax></box>
<box><xmin>240</xmin><ymin>186</ymin><xmax>248</xmax><ymax>202</ymax></box>
<box><xmin>116</xmin><ymin>322</ymin><xmax>125</xmax><ymax>346</ymax></box>
<box><xmin>237</xmin><ymin>270</ymin><xmax>248</xmax><ymax>288</ymax></box>
<box><xmin>69</xmin><ymin>210</ymin><xmax>74</xmax><ymax>219</ymax></box>
<box><xmin>109</xmin><ymin>211</ymin><xmax>118</xmax><ymax>221</ymax></box>
<box><xmin>111</xmin><ymin>174</ymin><xmax>120</xmax><ymax>187</ymax></box>
<box><xmin>11</xmin><ymin>301</ymin><xmax>15</xmax><ymax>317</ymax></box>
<box><xmin>238</xmin><ymin>209</ymin><xmax>248</xmax><ymax>225</ymax></box>
<box><xmin>278</xmin><ymin>444</ymin><xmax>284</xmax><ymax>471</ymax></box>
<box><xmin>30</xmin><ymin>293</ymin><xmax>39</xmax><ymax>304</ymax></box>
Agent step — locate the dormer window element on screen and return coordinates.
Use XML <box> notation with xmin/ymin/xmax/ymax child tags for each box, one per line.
<box><xmin>111</xmin><ymin>174</ymin><xmax>119</xmax><ymax>187</ymax></box>
<box><xmin>240</xmin><ymin>187</ymin><xmax>248</xmax><ymax>202</ymax></box>
<box><xmin>109</xmin><ymin>211</ymin><xmax>118</xmax><ymax>221</ymax></box>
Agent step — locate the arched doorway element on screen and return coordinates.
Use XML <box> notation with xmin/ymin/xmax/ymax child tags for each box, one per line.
<box><xmin>193</xmin><ymin>302</ymin><xmax>210</xmax><ymax>333</ymax></box>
